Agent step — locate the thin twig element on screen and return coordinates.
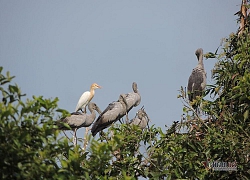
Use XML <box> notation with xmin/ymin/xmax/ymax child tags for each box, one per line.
<box><xmin>138</xmin><ymin>149</ymin><xmax>163</xmax><ymax>172</ymax></box>
<box><xmin>62</xmin><ymin>130</ymin><xmax>70</xmax><ymax>140</ymax></box>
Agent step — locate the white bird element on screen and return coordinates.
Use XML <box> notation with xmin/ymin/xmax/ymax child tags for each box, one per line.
<box><xmin>75</xmin><ymin>83</ymin><xmax>101</xmax><ymax>113</ymax></box>
<box><xmin>187</xmin><ymin>48</ymin><xmax>206</xmax><ymax>109</ymax></box>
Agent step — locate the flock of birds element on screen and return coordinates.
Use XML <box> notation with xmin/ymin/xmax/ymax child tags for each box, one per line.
<box><xmin>57</xmin><ymin>48</ymin><xmax>206</xmax><ymax>143</ymax></box>
<box><xmin>57</xmin><ymin>82</ymin><xmax>150</xmax><ymax>144</ymax></box>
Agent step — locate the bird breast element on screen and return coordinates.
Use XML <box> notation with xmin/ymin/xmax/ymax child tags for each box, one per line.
<box><xmin>130</xmin><ymin>116</ymin><xmax>148</xmax><ymax>129</ymax></box>
<box><xmin>75</xmin><ymin>91</ymin><xmax>91</xmax><ymax>111</ymax></box>
<box><xmin>124</xmin><ymin>92</ymin><xmax>141</xmax><ymax>110</ymax></box>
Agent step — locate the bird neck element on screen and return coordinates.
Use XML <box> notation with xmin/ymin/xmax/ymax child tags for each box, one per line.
<box><xmin>90</xmin><ymin>87</ymin><xmax>95</xmax><ymax>94</ymax></box>
<box><xmin>91</xmin><ymin>110</ymin><xmax>96</xmax><ymax>120</ymax></box>
<box><xmin>85</xmin><ymin>110</ymin><xmax>96</xmax><ymax>125</ymax></box>
<box><xmin>88</xmin><ymin>88</ymin><xmax>95</xmax><ymax>102</ymax></box>
<box><xmin>88</xmin><ymin>107</ymin><xmax>95</xmax><ymax>115</ymax></box>
<box><xmin>198</xmin><ymin>56</ymin><xmax>204</xmax><ymax>69</ymax></box>
<box><xmin>133</xmin><ymin>84</ymin><xmax>138</xmax><ymax>93</ymax></box>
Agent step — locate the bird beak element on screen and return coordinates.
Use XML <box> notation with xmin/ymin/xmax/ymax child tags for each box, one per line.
<box><xmin>96</xmin><ymin>107</ymin><xmax>102</xmax><ymax>115</ymax></box>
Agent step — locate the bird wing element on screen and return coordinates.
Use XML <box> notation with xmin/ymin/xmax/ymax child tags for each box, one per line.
<box><xmin>100</xmin><ymin>102</ymin><xmax>123</xmax><ymax>123</ymax></box>
<box><xmin>98</xmin><ymin>102</ymin><xmax>116</xmax><ymax>117</ymax></box>
<box><xmin>75</xmin><ymin>91</ymin><xmax>91</xmax><ymax>111</ymax></box>
<box><xmin>57</xmin><ymin>114</ymin><xmax>87</xmax><ymax>130</ymax></box>
<box><xmin>188</xmin><ymin>67</ymin><xmax>205</xmax><ymax>101</ymax></box>
<box><xmin>91</xmin><ymin>102</ymin><xmax>116</xmax><ymax>135</ymax></box>
<box><xmin>91</xmin><ymin>101</ymin><xmax>125</xmax><ymax>136</ymax></box>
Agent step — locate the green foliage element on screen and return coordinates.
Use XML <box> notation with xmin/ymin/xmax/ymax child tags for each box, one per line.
<box><xmin>0</xmin><ymin>67</ymin><xmax>85</xmax><ymax>179</ymax></box>
<box><xmin>202</xmin><ymin>25</ymin><xmax>250</xmax><ymax>179</ymax></box>
<box><xmin>175</xmin><ymin>12</ymin><xmax>250</xmax><ymax>179</ymax></box>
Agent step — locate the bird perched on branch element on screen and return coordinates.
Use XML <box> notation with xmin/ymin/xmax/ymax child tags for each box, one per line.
<box><xmin>122</xmin><ymin>82</ymin><xmax>141</xmax><ymax>123</ymax></box>
<box><xmin>123</xmin><ymin>82</ymin><xmax>141</xmax><ymax>113</ymax></box>
<box><xmin>91</xmin><ymin>94</ymin><xmax>127</xmax><ymax>136</ymax></box>
<box><xmin>58</xmin><ymin>102</ymin><xmax>102</xmax><ymax>145</ymax></box>
<box><xmin>75</xmin><ymin>83</ymin><xmax>101</xmax><ymax>113</ymax></box>
<box><xmin>129</xmin><ymin>106</ymin><xmax>150</xmax><ymax>130</ymax></box>
<box><xmin>187</xmin><ymin>48</ymin><xmax>206</xmax><ymax>109</ymax></box>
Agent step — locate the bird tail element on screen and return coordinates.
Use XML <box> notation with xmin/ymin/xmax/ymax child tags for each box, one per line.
<box><xmin>91</xmin><ymin>125</ymin><xmax>98</xmax><ymax>136</ymax></box>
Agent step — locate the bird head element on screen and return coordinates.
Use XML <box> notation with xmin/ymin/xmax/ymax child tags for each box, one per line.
<box><xmin>195</xmin><ymin>48</ymin><xmax>203</xmax><ymax>59</ymax></box>
<box><xmin>88</xmin><ymin>102</ymin><xmax>96</xmax><ymax>110</ymax></box>
<box><xmin>91</xmin><ymin>83</ymin><xmax>102</xmax><ymax>89</ymax></box>
<box><xmin>132</xmin><ymin>82</ymin><xmax>138</xmax><ymax>93</ymax></box>
<box><xmin>88</xmin><ymin>102</ymin><xmax>102</xmax><ymax>114</ymax></box>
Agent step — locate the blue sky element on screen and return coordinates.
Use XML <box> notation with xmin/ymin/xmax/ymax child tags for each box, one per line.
<box><xmin>1</xmin><ymin>1</ymin><xmax>240</xmax><ymax>137</ymax></box>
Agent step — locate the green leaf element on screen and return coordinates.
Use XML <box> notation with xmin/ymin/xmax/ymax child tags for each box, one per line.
<box><xmin>243</xmin><ymin>110</ymin><xmax>249</xmax><ymax>120</ymax></box>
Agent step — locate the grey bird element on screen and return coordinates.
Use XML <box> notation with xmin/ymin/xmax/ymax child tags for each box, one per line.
<box><xmin>129</xmin><ymin>107</ymin><xmax>150</xmax><ymax>130</ymax></box>
<box><xmin>187</xmin><ymin>48</ymin><xmax>206</xmax><ymax>108</ymax></box>
<box><xmin>91</xmin><ymin>94</ymin><xmax>127</xmax><ymax>136</ymax></box>
<box><xmin>57</xmin><ymin>102</ymin><xmax>102</xmax><ymax>144</ymax></box>
<box><xmin>122</xmin><ymin>82</ymin><xmax>141</xmax><ymax>122</ymax></box>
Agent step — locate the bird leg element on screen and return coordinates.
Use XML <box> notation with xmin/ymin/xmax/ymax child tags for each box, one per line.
<box><xmin>145</xmin><ymin>113</ymin><xmax>151</xmax><ymax>131</ymax></box>
<box><xmin>80</xmin><ymin>108</ymin><xmax>86</xmax><ymax>114</ymax></box>
<box><xmin>121</xmin><ymin>94</ymin><xmax>129</xmax><ymax>124</ymax></box>
<box><xmin>147</xmin><ymin>121</ymin><xmax>150</xmax><ymax>131</ymax></box>
<box><xmin>82</xmin><ymin>127</ymin><xmax>89</xmax><ymax>151</ymax></box>
<box><xmin>125</xmin><ymin>112</ymin><xmax>129</xmax><ymax>124</ymax></box>
<box><xmin>73</xmin><ymin>129</ymin><xmax>77</xmax><ymax>146</ymax></box>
